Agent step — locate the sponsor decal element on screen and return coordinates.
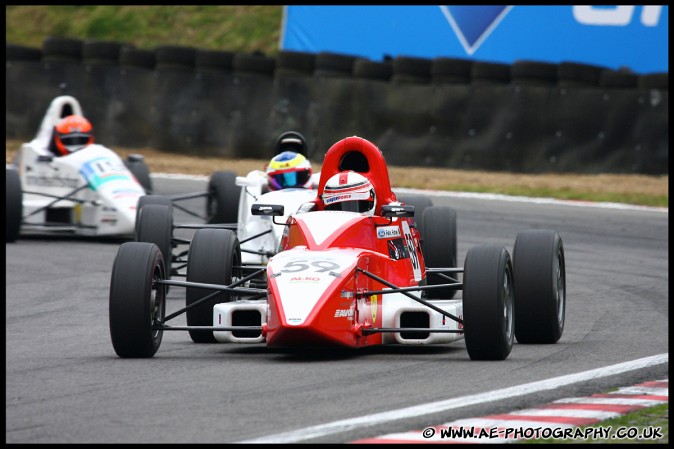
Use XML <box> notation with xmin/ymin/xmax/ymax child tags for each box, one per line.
<box><xmin>80</xmin><ymin>157</ymin><xmax>132</xmax><ymax>190</ymax></box>
<box><xmin>340</xmin><ymin>290</ymin><xmax>354</xmax><ymax>298</ymax></box>
<box><xmin>324</xmin><ymin>193</ymin><xmax>353</xmax><ymax>204</ymax></box>
<box><xmin>370</xmin><ymin>295</ymin><xmax>377</xmax><ymax>323</ymax></box>
<box><xmin>25</xmin><ymin>175</ymin><xmax>79</xmax><ymax>188</ymax></box>
<box><xmin>334</xmin><ymin>309</ymin><xmax>354</xmax><ymax>318</ymax></box>
<box><xmin>289</xmin><ymin>276</ymin><xmax>320</xmax><ymax>282</ymax></box>
<box><xmin>387</xmin><ymin>238</ymin><xmax>409</xmax><ymax>261</ymax></box>
<box><xmin>439</xmin><ymin>5</ymin><xmax>512</xmax><ymax>55</ymax></box>
<box><xmin>401</xmin><ymin>221</ymin><xmax>422</xmax><ymax>282</ymax></box>
<box><xmin>112</xmin><ymin>188</ymin><xmax>143</xmax><ymax>195</ymax></box>
<box><xmin>376</xmin><ymin>225</ymin><xmax>401</xmax><ymax>239</ymax></box>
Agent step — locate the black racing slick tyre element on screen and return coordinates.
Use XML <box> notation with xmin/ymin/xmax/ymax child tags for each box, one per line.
<box><xmin>186</xmin><ymin>228</ymin><xmax>242</xmax><ymax>343</ymax></box>
<box><xmin>135</xmin><ymin>203</ymin><xmax>174</xmax><ymax>274</ymax></box>
<box><xmin>109</xmin><ymin>242</ymin><xmax>166</xmax><ymax>358</ymax></box>
<box><xmin>463</xmin><ymin>245</ymin><xmax>515</xmax><ymax>361</ymax></box>
<box><xmin>396</xmin><ymin>194</ymin><xmax>432</xmax><ymax>232</ymax></box>
<box><xmin>420</xmin><ymin>206</ymin><xmax>458</xmax><ymax>299</ymax></box>
<box><xmin>136</xmin><ymin>194</ymin><xmax>173</xmax><ymax>221</ymax></box>
<box><xmin>513</xmin><ymin>230</ymin><xmax>566</xmax><ymax>344</ymax></box>
<box><xmin>135</xmin><ymin>194</ymin><xmax>173</xmax><ymax>238</ymax></box>
<box><xmin>207</xmin><ymin>170</ymin><xmax>240</xmax><ymax>224</ymax></box>
<box><xmin>6</xmin><ymin>168</ymin><xmax>23</xmax><ymax>243</ymax></box>
<box><xmin>125</xmin><ymin>156</ymin><xmax>153</xmax><ymax>193</ymax></box>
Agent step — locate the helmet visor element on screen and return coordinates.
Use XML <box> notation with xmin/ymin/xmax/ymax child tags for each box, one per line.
<box><xmin>60</xmin><ymin>133</ymin><xmax>91</xmax><ymax>152</ymax></box>
<box><xmin>325</xmin><ymin>199</ymin><xmax>374</xmax><ymax>213</ymax></box>
<box><xmin>270</xmin><ymin>170</ymin><xmax>311</xmax><ymax>189</ymax></box>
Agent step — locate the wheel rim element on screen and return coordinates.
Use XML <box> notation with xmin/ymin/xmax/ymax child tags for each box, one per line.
<box><xmin>150</xmin><ymin>264</ymin><xmax>165</xmax><ymax>340</ymax></box>
<box><xmin>503</xmin><ymin>265</ymin><xmax>514</xmax><ymax>343</ymax></box>
<box><xmin>555</xmin><ymin>249</ymin><xmax>565</xmax><ymax>326</ymax></box>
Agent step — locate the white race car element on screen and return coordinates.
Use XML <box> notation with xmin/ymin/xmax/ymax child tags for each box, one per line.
<box><xmin>6</xmin><ymin>95</ymin><xmax>152</xmax><ymax>242</ymax></box>
<box><xmin>225</xmin><ymin>168</ymin><xmax>320</xmax><ymax>264</ymax></box>
<box><xmin>198</xmin><ymin>132</ymin><xmax>321</xmax><ymax>265</ymax></box>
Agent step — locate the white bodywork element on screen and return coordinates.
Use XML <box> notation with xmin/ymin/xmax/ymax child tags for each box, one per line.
<box><xmin>235</xmin><ymin>170</ymin><xmax>319</xmax><ymax>264</ymax></box>
<box><xmin>12</xmin><ymin>95</ymin><xmax>146</xmax><ymax>237</ymax></box>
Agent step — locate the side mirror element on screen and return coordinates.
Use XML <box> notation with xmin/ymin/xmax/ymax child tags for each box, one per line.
<box><xmin>382</xmin><ymin>204</ymin><xmax>414</xmax><ymax>218</ymax></box>
<box><xmin>251</xmin><ymin>204</ymin><xmax>284</xmax><ymax>217</ymax></box>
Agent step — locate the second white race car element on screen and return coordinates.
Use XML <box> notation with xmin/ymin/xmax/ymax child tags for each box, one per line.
<box><xmin>6</xmin><ymin>95</ymin><xmax>153</xmax><ymax>242</ymax></box>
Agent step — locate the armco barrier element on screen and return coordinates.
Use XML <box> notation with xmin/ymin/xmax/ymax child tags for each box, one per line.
<box><xmin>5</xmin><ymin>40</ymin><xmax>668</xmax><ymax>174</ymax></box>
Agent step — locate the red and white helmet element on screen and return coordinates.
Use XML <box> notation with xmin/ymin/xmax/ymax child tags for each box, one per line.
<box><xmin>322</xmin><ymin>171</ymin><xmax>376</xmax><ymax>216</ymax></box>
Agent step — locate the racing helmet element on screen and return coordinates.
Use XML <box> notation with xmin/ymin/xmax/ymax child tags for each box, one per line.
<box><xmin>273</xmin><ymin>131</ymin><xmax>309</xmax><ymax>158</ymax></box>
<box><xmin>322</xmin><ymin>171</ymin><xmax>376</xmax><ymax>216</ymax></box>
<box><xmin>53</xmin><ymin>115</ymin><xmax>94</xmax><ymax>155</ymax></box>
<box><xmin>266</xmin><ymin>151</ymin><xmax>313</xmax><ymax>191</ymax></box>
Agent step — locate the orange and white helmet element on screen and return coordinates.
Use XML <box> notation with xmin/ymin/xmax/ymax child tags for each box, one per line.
<box><xmin>53</xmin><ymin>115</ymin><xmax>94</xmax><ymax>155</ymax></box>
<box><xmin>322</xmin><ymin>171</ymin><xmax>376</xmax><ymax>216</ymax></box>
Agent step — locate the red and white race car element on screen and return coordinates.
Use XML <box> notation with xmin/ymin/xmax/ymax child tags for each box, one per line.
<box><xmin>109</xmin><ymin>136</ymin><xmax>566</xmax><ymax>360</ymax></box>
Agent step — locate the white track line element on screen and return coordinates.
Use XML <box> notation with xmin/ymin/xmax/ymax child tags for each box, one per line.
<box><xmin>235</xmin><ymin>353</ymin><xmax>667</xmax><ymax>443</ymax></box>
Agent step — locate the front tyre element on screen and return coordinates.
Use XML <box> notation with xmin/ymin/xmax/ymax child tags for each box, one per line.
<box><xmin>186</xmin><ymin>228</ymin><xmax>241</xmax><ymax>343</ymax></box>
<box><xmin>513</xmin><ymin>230</ymin><xmax>566</xmax><ymax>344</ymax></box>
<box><xmin>109</xmin><ymin>242</ymin><xmax>166</xmax><ymax>358</ymax></box>
<box><xmin>463</xmin><ymin>245</ymin><xmax>515</xmax><ymax>360</ymax></box>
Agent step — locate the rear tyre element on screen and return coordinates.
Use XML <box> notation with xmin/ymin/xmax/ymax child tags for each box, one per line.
<box><xmin>135</xmin><ymin>194</ymin><xmax>173</xmax><ymax>237</ymax></box>
<box><xmin>207</xmin><ymin>171</ymin><xmax>240</xmax><ymax>224</ymax></box>
<box><xmin>186</xmin><ymin>228</ymin><xmax>241</xmax><ymax>343</ymax></box>
<box><xmin>135</xmin><ymin>204</ymin><xmax>173</xmax><ymax>274</ymax></box>
<box><xmin>513</xmin><ymin>230</ymin><xmax>566</xmax><ymax>344</ymax></box>
<box><xmin>396</xmin><ymin>194</ymin><xmax>432</xmax><ymax>231</ymax></box>
<box><xmin>463</xmin><ymin>245</ymin><xmax>514</xmax><ymax>360</ymax></box>
<box><xmin>109</xmin><ymin>242</ymin><xmax>166</xmax><ymax>358</ymax></box>
<box><xmin>125</xmin><ymin>156</ymin><xmax>153</xmax><ymax>193</ymax></box>
<box><xmin>420</xmin><ymin>206</ymin><xmax>458</xmax><ymax>299</ymax></box>
<box><xmin>6</xmin><ymin>168</ymin><xmax>23</xmax><ymax>242</ymax></box>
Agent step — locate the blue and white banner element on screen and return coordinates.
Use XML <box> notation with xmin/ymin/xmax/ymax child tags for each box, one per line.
<box><xmin>280</xmin><ymin>5</ymin><xmax>668</xmax><ymax>74</ymax></box>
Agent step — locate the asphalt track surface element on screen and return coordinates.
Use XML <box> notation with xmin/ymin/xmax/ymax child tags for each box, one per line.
<box><xmin>5</xmin><ymin>176</ymin><xmax>668</xmax><ymax>444</ymax></box>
